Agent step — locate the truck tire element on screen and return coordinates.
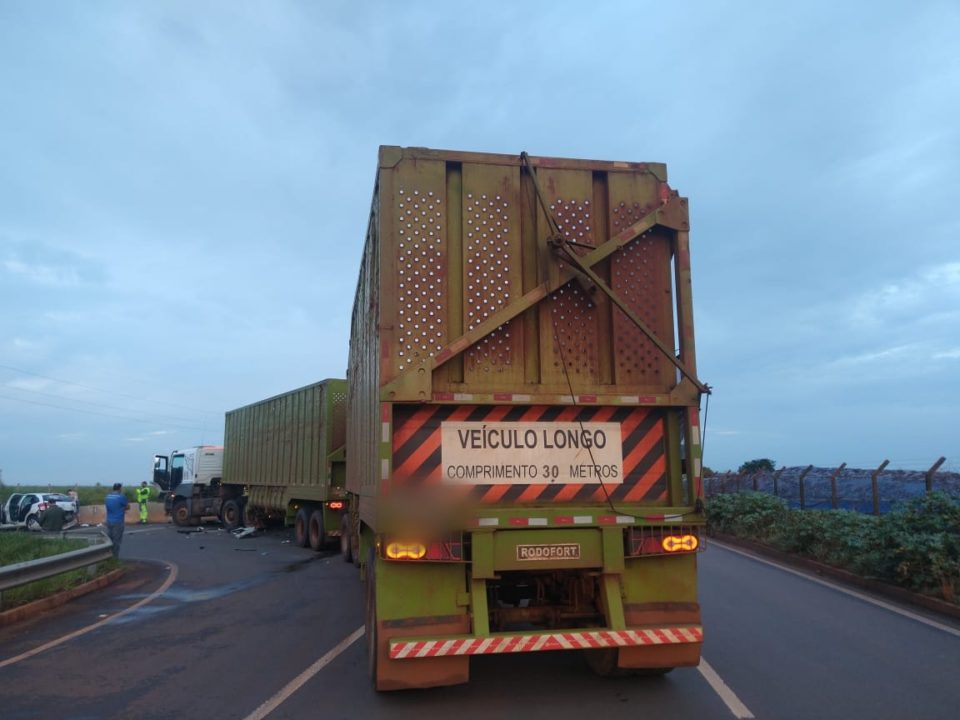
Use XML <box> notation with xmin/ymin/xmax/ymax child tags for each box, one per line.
<box><xmin>340</xmin><ymin>514</ymin><xmax>353</xmax><ymax>563</ymax></box>
<box><xmin>243</xmin><ymin>503</ymin><xmax>260</xmax><ymax>529</ymax></box>
<box><xmin>294</xmin><ymin>507</ymin><xmax>310</xmax><ymax>547</ymax></box>
<box><xmin>308</xmin><ymin>509</ymin><xmax>325</xmax><ymax>551</ymax></box>
<box><xmin>172</xmin><ymin>500</ymin><xmax>191</xmax><ymax>527</ymax></box>
<box><xmin>584</xmin><ymin>648</ymin><xmax>673</xmax><ymax>677</ymax></box>
<box><xmin>221</xmin><ymin>499</ymin><xmax>242</xmax><ymax>530</ymax></box>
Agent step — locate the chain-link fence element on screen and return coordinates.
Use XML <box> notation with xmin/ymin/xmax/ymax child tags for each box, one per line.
<box><xmin>705</xmin><ymin>458</ymin><xmax>959</xmax><ymax>514</ymax></box>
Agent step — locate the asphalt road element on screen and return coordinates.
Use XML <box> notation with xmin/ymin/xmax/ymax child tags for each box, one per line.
<box><xmin>1</xmin><ymin>525</ymin><xmax>958</xmax><ymax>720</ymax></box>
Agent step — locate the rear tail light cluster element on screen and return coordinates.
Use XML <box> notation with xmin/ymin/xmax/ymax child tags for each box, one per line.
<box><xmin>627</xmin><ymin>525</ymin><xmax>703</xmax><ymax>557</ymax></box>
<box><xmin>383</xmin><ymin>535</ymin><xmax>463</xmax><ymax>562</ymax></box>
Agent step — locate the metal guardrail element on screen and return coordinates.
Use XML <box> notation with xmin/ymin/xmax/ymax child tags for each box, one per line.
<box><xmin>0</xmin><ymin>530</ymin><xmax>113</xmax><ymax>595</ymax></box>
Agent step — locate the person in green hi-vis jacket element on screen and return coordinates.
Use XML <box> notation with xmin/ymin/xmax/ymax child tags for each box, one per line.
<box><xmin>136</xmin><ymin>481</ymin><xmax>151</xmax><ymax>524</ymax></box>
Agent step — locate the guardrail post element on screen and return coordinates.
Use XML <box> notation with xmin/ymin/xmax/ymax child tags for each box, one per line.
<box><xmin>772</xmin><ymin>467</ymin><xmax>785</xmax><ymax>497</ymax></box>
<box><xmin>830</xmin><ymin>462</ymin><xmax>847</xmax><ymax>509</ymax></box>
<box><xmin>871</xmin><ymin>459</ymin><xmax>890</xmax><ymax>515</ymax></box>
<box><xmin>798</xmin><ymin>465</ymin><xmax>813</xmax><ymax>510</ymax></box>
<box><xmin>926</xmin><ymin>456</ymin><xmax>946</xmax><ymax>493</ymax></box>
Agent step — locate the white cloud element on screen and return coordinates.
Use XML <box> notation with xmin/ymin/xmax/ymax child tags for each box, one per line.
<box><xmin>4</xmin><ymin>258</ymin><xmax>82</xmax><ymax>286</ymax></box>
<box><xmin>6</xmin><ymin>377</ymin><xmax>54</xmax><ymax>392</ymax></box>
<box><xmin>828</xmin><ymin>344</ymin><xmax>915</xmax><ymax>367</ymax></box>
<box><xmin>851</xmin><ymin>261</ymin><xmax>960</xmax><ymax>326</ymax></box>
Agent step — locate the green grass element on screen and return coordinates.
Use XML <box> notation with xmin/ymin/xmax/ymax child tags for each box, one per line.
<box><xmin>0</xmin><ymin>533</ymin><xmax>120</xmax><ymax>610</ymax></box>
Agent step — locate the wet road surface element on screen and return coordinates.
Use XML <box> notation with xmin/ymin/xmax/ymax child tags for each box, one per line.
<box><xmin>1</xmin><ymin>525</ymin><xmax>958</xmax><ymax>719</ymax></box>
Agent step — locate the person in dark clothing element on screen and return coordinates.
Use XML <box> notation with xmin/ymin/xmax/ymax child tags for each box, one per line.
<box><xmin>104</xmin><ymin>483</ymin><xmax>130</xmax><ymax>558</ymax></box>
<box><xmin>40</xmin><ymin>500</ymin><xmax>66</xmax><ymax>532</ymax></box>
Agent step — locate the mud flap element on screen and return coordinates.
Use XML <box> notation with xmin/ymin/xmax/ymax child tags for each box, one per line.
<box><xmin>618</xmin><ymin>603</ymin><xmax>702</xmax><ymax>669</ymax></box>
<box><xmin>376</xmin><ymin>617</ymin><xmax>471</xmax><ymax>691</ymax></box>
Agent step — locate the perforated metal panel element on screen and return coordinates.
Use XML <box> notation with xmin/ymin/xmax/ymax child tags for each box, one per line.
<box><xmin>330</xmin><ymin>386</ymin><xmax>347</xmax><ymax>450</ymax></box>
<box><xmin>551</xmin><ymin>196</ymin><xmax>594</xmax><ymax>246</ymax></box>
<box><xmin>465</xmin><ymin>191</ymin><xmax>513</xmax><ymax>373</ymax></box>
<box><xmin>549</xmin><ymin>283</ymin><xmax>599</xmax><ymax>376</ymax></box>
<box><xmin>609</xmin><ymin>196</ymin><xmax>674</xmax><ymax>389</ymax></box>
<box><xmin>373</xmin><ymin>148</ymin><xmax>690</xmax><ymax>400</ymax></box>
<box><xmin>396</xmin><ymin>188</ymin><xmax>445</xmax><ymax>372</ymax></box>
<box><xmin>549</xmin><ymin>190</ymin><xmax>598</xmax><ymax>382</ymax></box>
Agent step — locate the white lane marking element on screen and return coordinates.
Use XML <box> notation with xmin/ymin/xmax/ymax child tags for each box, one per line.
<box><xmin>242</xmin><ymin>625</ymin><xmax>365</xmax><ymax>720</ymax></box>
<box><xmin>712</xmin><ymin>540</ymin><xmax>960</xmax><ymax>638</ymax></box>
<box><xmin>0</xmin><ymin>562</ymin><xmax>179</xmax><ymax>669</ymax></box>
<box><xmin>698</xmin><ymin>658</ymin><xmax>755</xmax><ymax>719</ymax></box>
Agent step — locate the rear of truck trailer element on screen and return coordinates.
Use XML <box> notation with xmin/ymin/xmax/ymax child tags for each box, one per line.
<box><xmin>345</xmin><ymin>147</ymin><xmax>708</xmax><ymax>690</ymax></box>
<box><xmin>223</xmin><ymin>378</ymin><xmax>347</xmax><ymax>548</ymax></box>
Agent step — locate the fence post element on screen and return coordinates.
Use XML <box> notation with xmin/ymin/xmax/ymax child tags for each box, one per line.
<box><xmin>926</xmin><ymin>456</ymin><xmax>946</xmax><ymax>493</ymax></box>
<box><xmin>798</xmin><ymin>465</ymin><xmax>813</xmax><ymax>510</ymax></box>
<box><xmin>830</xmin><ymin>462</ymin><xmax>847</xmax><ymax>509</ymax></box>
<box><xmin>773</xmin><ymin>467</ymin><xmax>785</xmax><ymax>497</ymax></box>
<box><xmin>871</xmin><ymin>459</ymin><xmax>890</xmax><ymax>515</ymax></box>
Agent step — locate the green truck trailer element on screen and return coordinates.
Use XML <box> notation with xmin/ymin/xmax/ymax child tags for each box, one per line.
<box><xmin>222</xmin><ymin>378</ymin><xmax>348</xmax><ymax>548</ymax></box>
<box><xmin>344</xmin><ymin>146</ymin><xmax>710</xmax><ymax>690</ymax></box>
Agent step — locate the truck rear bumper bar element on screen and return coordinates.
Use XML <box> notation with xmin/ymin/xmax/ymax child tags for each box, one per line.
<box><xmin>389</xmin><ymin>625</ymin><xmax>703</xmax><ymax>659</ymax></box>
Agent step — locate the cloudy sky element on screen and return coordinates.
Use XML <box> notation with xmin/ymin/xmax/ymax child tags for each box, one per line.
<box><xmin>1</xmin><ymin>0</ymin><xmax>957</xmax><ymax>486</ymax></box>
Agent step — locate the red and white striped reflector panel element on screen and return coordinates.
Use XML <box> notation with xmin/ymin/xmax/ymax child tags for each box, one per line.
<box><xmin>389</xmin><ymin>626</ymin><xmax>703</xmax><ymax>659</ymax></box>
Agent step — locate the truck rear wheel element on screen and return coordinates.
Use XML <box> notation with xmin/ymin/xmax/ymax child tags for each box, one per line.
<box><xmin>340</xmin><ymin>514</ymin><xmax>352</xmax><ymax>563</ymax></box>
<box><xmin>308</xmin><ymin>509</ymin><xmax>325</xmax><ymax>551</ymax></box>
<box><xmin>294</xmin><ymin>507</ymin><xmax>310</xmax><ymax>547</ymax></box>
<box><xmin>221</xmin><ymin>499</ymin><xmax>242</xmax><ymax>530</ymax></box>
<box><xmin>172</xmin><ymin>500</ymin><xmax>191</xmax><ymax>527</ymax></box>
<box><xmin>584</xmin><ymin>649</ymin><xmax>673</xmax><ymax>677</ymax></box>
<box><xmin>244</xmin><ymin>503</ymin><xmax>260</xmax><ymax>529</ymax></box>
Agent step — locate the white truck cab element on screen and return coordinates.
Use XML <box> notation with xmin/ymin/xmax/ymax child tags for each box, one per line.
<box><xmin>153</xmin><ymin>446</ymin><xmax>225</xmax><ymax>526</ymax></box>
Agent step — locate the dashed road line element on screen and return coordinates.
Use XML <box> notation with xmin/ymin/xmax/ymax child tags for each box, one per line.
<box><xmin>712</xmin><ymin>540</ymin><xmax>960</xmax><ymax>638</ymax></box>
<box><xmin>0</xmin><ymin>561</ymin><xmax>179</xmax><ymax>669</ymax></box>
<box><xmin>698</xmin><ymin>658</ymin><xmax>755</xmax><ymax>718</ymax></box>
<box><xmin>242</xmin><ymin>625</ymin><xmax>365</xmax><ymax>720</ymax></box>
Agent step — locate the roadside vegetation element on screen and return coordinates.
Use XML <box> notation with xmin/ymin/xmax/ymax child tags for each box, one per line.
<box><xmin>706</xmin><ymin>492</ymin><xmax>960</xmax><ymax>605</ymax></box>
<box><xmin>0</xmin><ymin>533</ymin><xmax>120</xmax><ymax>610</ymax></box>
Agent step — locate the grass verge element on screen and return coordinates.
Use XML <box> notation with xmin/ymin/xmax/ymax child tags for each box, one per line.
<box><xmin>0</xmin><ymin>533</ymin><xmax>120</xmax><ymax>609</ymax></box>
